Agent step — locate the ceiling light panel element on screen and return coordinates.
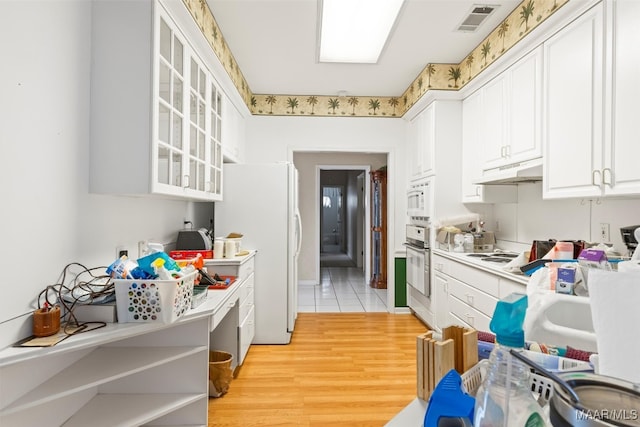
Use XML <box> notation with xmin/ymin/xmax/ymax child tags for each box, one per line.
<box><xmin>319</xmin><ymin>0</ymin><xmax>405</xmax><ymax>64</ymax></box>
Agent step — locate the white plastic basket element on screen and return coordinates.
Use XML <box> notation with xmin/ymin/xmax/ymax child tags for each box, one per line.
<box><xmin>461</xmin><ymin>359</ymin><xmax>554</xmax><ymax>403</ymax></box>
<box><xmin>114</xmin><ymin>271</ymin><xmax>196</xmax><ymax>323</ymax></box>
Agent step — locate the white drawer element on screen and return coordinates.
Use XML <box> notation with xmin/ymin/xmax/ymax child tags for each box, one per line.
<box><xmin>211</xmin><ymin>293</ymin><xmax>238</xmax><ymax>330</ymax></box>
<box><xmin>499</xmin><ymin>277</ymin><xmax>526</xmax><ymax>299</ymax></box>
<box><xmin>447</xmin><ymin>276</ymin><xmax>498</xmax><ymax>318</ymax></box>
<box><xmin>239</xmin><ymin>272</ymin><xmax>255</xmax><ymax>305</ymax></box>
<box><xmin>433</xmin><ymin>255</ymin><xmax>499</xmax><ymax>298</ymax></box>
<box><xmin>448</xmin><ymin>294</ymin><xmax>491</xmax><ymax>332</ymax></box>
<box><xmin>205</xmin><ymin>254</ymin><xmax>255</xmax><ymax>282</ymax></box>
<box><xmin>240</xmin><ymin>289</ymin><xmax>254</xmax><ymax>322</ymax></box>
<box><xmin>237</xmin><ymin>257</ymin><xmax>255</xmax><ymax>282</ymax></box>
<box><xmin>238</xmin><ymin>305</ymin><xmax>255</xmax><ymax>364</ymax></box>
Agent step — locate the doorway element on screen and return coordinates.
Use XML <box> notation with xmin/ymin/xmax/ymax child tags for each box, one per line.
<box><xmin>321</xmin><ymin>185</ymin><xmax>346</xmax><ymax>256</ymax></box>
<box><xmin>319</xmin><ymin>167</ymin><xmax>369</xmax><ymax>273</ymax></box>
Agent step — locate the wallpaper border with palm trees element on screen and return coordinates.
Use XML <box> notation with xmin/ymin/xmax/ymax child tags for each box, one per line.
<box><xmin>182</xmin><ymin>0</ymin><xmax>569</xmax><ymax>118</ymax></box>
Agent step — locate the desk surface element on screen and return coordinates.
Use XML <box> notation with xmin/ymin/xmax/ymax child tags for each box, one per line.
<box><xmin>0</xmin><ymin>253</ymin><xmax>255</xmax><ymax>367</ymax></box>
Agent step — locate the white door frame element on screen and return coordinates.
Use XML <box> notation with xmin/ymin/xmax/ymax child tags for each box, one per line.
<box><xmin>317</xmin><ymin>165</ymin><xmax>371</xmax><ymax>282</ymax></box>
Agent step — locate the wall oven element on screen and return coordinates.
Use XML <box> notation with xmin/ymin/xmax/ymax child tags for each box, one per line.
<box><xmin>406</xmin><ymin>177</ymin><xmax>432</xmax><ymax>221</ymax></box>
<box><xmin>405</xmin><ymin>224</ymin><xmax>430</xmax><ymax>297</ymax></box>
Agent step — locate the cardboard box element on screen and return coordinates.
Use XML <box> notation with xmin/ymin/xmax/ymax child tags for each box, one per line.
<box><xmin>436</xmin><ymin>229</ymin><xmax>461</xmax><ymax>251</ymax></box>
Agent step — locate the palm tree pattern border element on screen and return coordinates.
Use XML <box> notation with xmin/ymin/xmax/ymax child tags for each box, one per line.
<box><xmin>182</xmin><ymin>0</ymin><xmax>568</xmax><ymax>118</ymax></box>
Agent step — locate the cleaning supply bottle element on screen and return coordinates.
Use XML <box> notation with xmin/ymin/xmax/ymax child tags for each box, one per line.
<box><xmin>151</xmin><ymin>258</ymin><xmax>174</xmax><ymax>280</ymax></box>
<box><xmin>473</xmin><ymin>293</ymin><xmax>549</xmax><ymax>427</ymax></box>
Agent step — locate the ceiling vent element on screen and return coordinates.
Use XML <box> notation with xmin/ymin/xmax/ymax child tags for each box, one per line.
<box><xmin>456</xmin><ymin>4</ymin><xmax>499</xmax><ymax>32</ymax></box>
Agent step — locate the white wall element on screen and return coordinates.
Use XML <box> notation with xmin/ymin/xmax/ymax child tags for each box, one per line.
<box><xmin>0</xmin><ymin>1</ymin><xmax>213</xmax><ymax>348</ymax></box>
<box><xmin>245</xmin><ymin>115</ymin><xmax>406</xmax><ymax>289</ymax></box>
<box><xmin>491</xmin><ymin>183</ymin><xmax>640</xmax><ymax>255</ymax></box>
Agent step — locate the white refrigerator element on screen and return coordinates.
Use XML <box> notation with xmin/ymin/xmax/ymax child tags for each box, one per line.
<box><xmin>215</xmin><ymin>162</ymin><xmax>302</xmax><ymax>344</ymax></box>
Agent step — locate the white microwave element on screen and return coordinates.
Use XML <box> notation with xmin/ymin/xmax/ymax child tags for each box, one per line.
<box><xmin>407</xmin><ymin>177</ymin><xmax>433</xmax><ymax>219</ymax></box>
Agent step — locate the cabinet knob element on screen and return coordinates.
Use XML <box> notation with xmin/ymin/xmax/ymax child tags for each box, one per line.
<box><xmin>466</xmin><ymin>293</ymin><xmax>474</xmax><ymax>304</ymax></box>
<box><xmin>466</xmin><ymin>314</ymin><xmax>474</xmax><ymax>325</ymax></box>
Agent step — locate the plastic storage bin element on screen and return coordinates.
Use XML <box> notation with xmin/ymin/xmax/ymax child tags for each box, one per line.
<box><xmin>114</xmin><ymin>271</ymin><xmax>196</xmax><ymax>323</ymax></box>
<box><xmin>462</xmin><ymin>359</ymin><xmax>554</xmax><ymax>404</ymax></box>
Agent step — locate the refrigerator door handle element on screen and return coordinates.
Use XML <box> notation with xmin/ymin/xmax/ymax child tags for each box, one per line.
<box><xmin>294</xmin><ymin>209</ymin><xmax>302</xmax><ymax>257</ymax></box>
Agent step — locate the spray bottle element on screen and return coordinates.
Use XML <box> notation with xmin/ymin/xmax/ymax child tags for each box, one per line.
<box><xmin>473</xmin><ymin>293</ymin><xmax>549</xmax><ymax>427</ymax></box>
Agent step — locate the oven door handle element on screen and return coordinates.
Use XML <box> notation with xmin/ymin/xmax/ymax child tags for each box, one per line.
<box><xmin>404</xmin><ymin>242</ymin><xmax>428</xmax><ymax>251</ymax></box>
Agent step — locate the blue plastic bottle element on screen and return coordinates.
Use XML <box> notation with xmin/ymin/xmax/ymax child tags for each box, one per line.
<box><xmin>473</xmin><ymin>293</ymin><xmax>549</xmax><ymax>427</ymax></box>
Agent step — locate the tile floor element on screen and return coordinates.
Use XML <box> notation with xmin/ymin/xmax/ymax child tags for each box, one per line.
<box><xmin>298</xmin><ymin>267</ymin><xmax>388</xmax><ymax>313</ymax></box>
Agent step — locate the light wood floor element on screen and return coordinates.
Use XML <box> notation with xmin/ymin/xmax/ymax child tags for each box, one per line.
<box><xmin>208</xmin><ymin>312</ymin><xmax>429</xmax><ymax>427</ymax></box>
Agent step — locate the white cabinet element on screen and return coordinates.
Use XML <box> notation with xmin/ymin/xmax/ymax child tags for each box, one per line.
<box><xmin>462</xmin><ymin>90</ymin><xmax>485</xmax><ymax>202</ymax></box>
<box><xmin>0</xmin><ymin>317</ymin><xmax>210</xmax><ymax>427</ymax></box>
<box><xmin>604</xmin><ymin>0</ymin><xmax>640</xmax><ymax>196</ymax></box>
<box><xmin>461</xmin><ymin>90</ymin><xmax>517</xmax><ymax>203</ymax></box>
<box><xmin>407</xmin><ymin>104</ymin><xmax>435</xmax><ymax>179</ymax></box>
<box><xmin>90</xmin><ymin>0</ymin><xmax>223</xmax><ymax>201</ymax></box>
<box><xmin>407</xmin><ymin>99</ymin><xmax>467</xmax><ymax>219</ymax></box>
<box><xmin>433</xmin><ymin>254</ymin><xmax>497</xmax><ymax>331</ymax></box>
<box><xmin>238</xmin><ymin>273</ymin><xmax>255</xmax><ymax>363</ymax></box>
<box><xmin>480</xmin><ymin>74</ymin><xmax>508</xmax><ymax>170</ymax></box>
<box><xmin>433</xmin><ymin>272</ymin><xmax>449</xmax><ymax>331</ymax></box>
<box><xmin>432</xmin><ymin>253</ymin><xmax>527</xmax><ymax>333</ymax></box>
<box><xmin>479</xmin><ymin>47</ymin><xmax>543</xmax><ymax>174</ymax></box>
<box><xmin>221</xmin><ymin>97</ymin><xmax>246</xmax><ymax>163</ymax></box>
<box><xmin>206</xmin><ymin>252</ymin><xmax>256</xmax><ymax>366</ymax></box>
<box><xmin>543</xmin><ymin>3</ymin><xmax>605</xmax><ymax>199</ymax></box>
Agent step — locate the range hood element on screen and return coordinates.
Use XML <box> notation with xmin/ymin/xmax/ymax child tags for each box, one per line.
<box><xmin>473</xmin><ymin>159</ymin><xmax>543</xmax><ymax>185</ymax></box>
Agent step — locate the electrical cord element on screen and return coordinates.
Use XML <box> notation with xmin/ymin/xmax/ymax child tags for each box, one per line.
<box><xmin>37</xmin><ymin>262</ymin><xmax>115</xmax><ymax>336</ymax></box>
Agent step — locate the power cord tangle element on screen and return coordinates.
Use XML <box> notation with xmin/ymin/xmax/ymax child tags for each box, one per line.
<box><xmin>37</xmin><ymin>262</ymin><xmax>114</xmax><ymax>336</ymax></box>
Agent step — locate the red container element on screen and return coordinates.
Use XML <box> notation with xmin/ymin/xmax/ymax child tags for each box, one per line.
<box><xmin>169</xmin><ymin>250</ymin><xmax>214</xmax><ymax>260</ymax></box>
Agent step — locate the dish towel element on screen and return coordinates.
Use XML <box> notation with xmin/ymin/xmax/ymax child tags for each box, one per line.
<box><xmin>588</xmin><ymin>269</ymin><xmax>640</xmax><ymax>383</ymax></box>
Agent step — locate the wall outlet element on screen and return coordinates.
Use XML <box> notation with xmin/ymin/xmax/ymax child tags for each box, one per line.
<box><xmin>138</xmin><ymin>240</ymin><xmax>148</xmax><ymax>258</ymax></box>
<box><xmin>116</xmin><ymin>246</ymin><xmax>129</xmax><ymax>259</ymax></box>
<box><xmin>600</xmin><ymin>223</ymin><xmax>610</xmax><ymax>242</ymax></box>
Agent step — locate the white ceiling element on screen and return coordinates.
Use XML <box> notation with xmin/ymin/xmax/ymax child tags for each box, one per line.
<box><xmin>207</xmin><ymin>0</ymin><xmax>520</xmax><ymax>97</ymax></box>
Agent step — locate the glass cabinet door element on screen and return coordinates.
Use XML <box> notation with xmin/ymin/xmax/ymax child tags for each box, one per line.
<box><xmin>157</xmin><ymin>16</ymin><xmax>186</xmax><ymax>188</ymax></box>
<box><xmin>188</xmin><ymin>56</ymin><xmax>208</xmax><ymax>192</ymax></box>
<box><xmin>208</xmin><ymin>81</ymin><xmax>223</xmax><ymax>195</ymax></box>
<box><xmin>155</xmin><ymin>10</ymin><xmax>223</xmax><ymax>200</ymax></box>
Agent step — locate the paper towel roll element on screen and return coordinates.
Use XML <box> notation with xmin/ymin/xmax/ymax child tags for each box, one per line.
<box><xmin>213</xmin><ymin>239</ymin><xmax>224</xmax><ymax>259</ymax></box>
<box><xmin>588</xmin><ymin>269</ymin><xmax>640</xmax><ymax>383</ymax></box>
<box><xmin>224</xmin><ymin>240</ymin><xmax>235</xmax><ymax>258</ymax></box>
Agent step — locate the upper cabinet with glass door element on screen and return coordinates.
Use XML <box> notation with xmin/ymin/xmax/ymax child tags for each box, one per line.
<box><xmin>89</xmin><ymin>0</ymin><xmax>223</xmax><ymax>201</ymax></box>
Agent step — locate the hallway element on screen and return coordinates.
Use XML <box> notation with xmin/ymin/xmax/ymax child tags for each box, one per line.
<box><xmin>298</xmin><ymin>266</ymin><xmax>388</xmax><ymax>313</ymax></box>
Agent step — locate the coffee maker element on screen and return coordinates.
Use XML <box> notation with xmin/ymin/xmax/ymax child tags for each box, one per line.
<box><xmin>620</xmin><ymin>225</ymin><xmax>640</xmax><ymax>258</ymax></box>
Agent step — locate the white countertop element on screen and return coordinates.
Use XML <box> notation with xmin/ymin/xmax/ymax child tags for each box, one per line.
<box><xmin>0</xmin><ymin>254</ymin><xmax>256</xmax><ymax>366</ymax></box>
<box><xmin>202</xmin><ymin>249</ymin><xmax>256</xmax><ymax>266</ymax></box>
<box><xmin>432</xmin><ymin>248</ymin><xmax>529</xmax><ymax>285</ymax></box>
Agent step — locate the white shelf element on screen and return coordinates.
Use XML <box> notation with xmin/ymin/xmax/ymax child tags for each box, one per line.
<box><xmin>62</xmin><ymin>393</ymin><xmax>205</xmax><ymax>427</ymax></box>
<box><xmin>2</xmin><ymin>346</ymin><xmax>206</xmax><ymax>414</ymax></box>
<box><xmin>0</xmin><ymin>317</ymin><xmax>210</xmax><ymax>427</ymax></box>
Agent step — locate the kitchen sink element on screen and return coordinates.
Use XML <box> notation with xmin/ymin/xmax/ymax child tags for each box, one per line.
<box><xmin>466</xmin><ymin>252</ymin><xmax>519</xmax><ymax>263</ymax></box>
